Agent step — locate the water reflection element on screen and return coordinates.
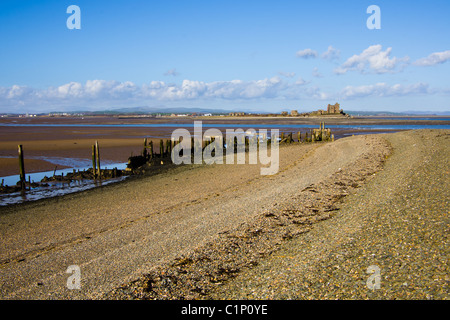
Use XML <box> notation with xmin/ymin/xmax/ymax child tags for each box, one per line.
<box><xmin>0</xmin><ymin>176</ymin><xmax>127</xmax><ymax>206</ymax></box>
<box><xmin>0</xmin><ymin>162</ymin><xmax>128</xmax><ymax>207</ymax></box>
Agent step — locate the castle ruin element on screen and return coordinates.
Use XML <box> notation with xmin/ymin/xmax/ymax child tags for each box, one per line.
<box><xmin>327</xmin><ymin>103</ymin><xmax>341</xmax><ymax>114</ymax></box>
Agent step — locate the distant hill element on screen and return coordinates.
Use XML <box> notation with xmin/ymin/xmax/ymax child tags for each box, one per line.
<box><xmin>345</xmin><ymin>110</ymin><xmax>450</xmax><ymax>116</ymax></box>
<box><xmin>92</xmin><ymin>106</ymin><xmax>240</xmax><ymax>115</ymax></box>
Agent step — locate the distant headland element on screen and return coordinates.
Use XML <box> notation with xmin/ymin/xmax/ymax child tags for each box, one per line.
<box><xmin>229</xmin><ymin>102</ymin><xmax>348</xmax><ymax>118</ymax></box>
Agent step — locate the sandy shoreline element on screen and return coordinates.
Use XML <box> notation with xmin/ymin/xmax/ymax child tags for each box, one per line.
<box><xmin>0</xmin><ymin>129</ymin><xmax>448</xmax><ymax>300</ymax></box>
<box><xmin>1</xmin><ymin>115</ymin><xmax>446</xmax><ymax>178</ymax></box>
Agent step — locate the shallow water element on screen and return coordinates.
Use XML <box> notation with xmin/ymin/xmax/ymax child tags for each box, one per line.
<box><xmin>0</xmin><ymin>162</ymin><xmax>128</xmax><ymax>207</ymax></box>
<box><xmin>0</xmin><ymin>161</ymin><xmax>127</xmax><ymax>186</ymax></box>
<box><xmin>1</xmin><ymin>122</ymin><xmax>449</xmax><ymax>130</ymax></box>
<box><xmin>0</xmin><ymin>176</ymin><xmax>127</xmax><ymax>207</ymax></box>
<box><xmin>1</xmin><ymin>120</ymin><xmax>448</xmax><ymax>206</ymax></box>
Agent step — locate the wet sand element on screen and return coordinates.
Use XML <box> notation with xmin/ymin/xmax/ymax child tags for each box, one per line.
<box><xmin>0</xmin><ymin>158</ymin><xmax>70</xmax><ymax>178</ymax></box>
<box><xmin>1</xmin><ymin>115</ymin><xmax>446</xmax><ymax>178</ymax></box>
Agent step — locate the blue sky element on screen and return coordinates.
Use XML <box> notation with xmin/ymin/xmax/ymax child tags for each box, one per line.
<box><xmin>1</xmin><ymin>0</ymin><xmax>449</xmax><ymax>113</ymax></box>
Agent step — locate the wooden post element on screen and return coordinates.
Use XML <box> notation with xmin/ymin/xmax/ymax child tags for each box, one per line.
<box><xmin>95</xmin><ymin>141</ymin><xmax>101</xmax><ymax>178</ymax></box>
<box><xmin>149</xmin><ymin>140</ymin><xmax>154</xmax><ymax>160</ymax></box>
<box><xmin>160</xmin><ymin>139</ymin><xmax>164</xmax><ymax>158</ymax></box>
<box><xmin>297</xmin><ymin>131</ymin><xmax>301</xmax><ymax>143</ymax></box>
<box><xmin>18</xmin><ymin>145</ymin><xmax>26</xmax><ymax>190</ymax></box>
<box><xmin>143</xmin><ymin>138</ymin><xmax>148</xmax><ymax>159</ymax></box>
<box><xmin>165</xmin><ymin>139</ymin><xmax>171</xmax><ymax>156</ymax></box>
<box><xmin>92</xmin><ymin>145</ymin><xmax>97</xmax><ymax>178</ymax></box>
<box><xmin>331</xmin><ymin>134</ymin><xmax>335</xmax><ymax>142</ymax></box>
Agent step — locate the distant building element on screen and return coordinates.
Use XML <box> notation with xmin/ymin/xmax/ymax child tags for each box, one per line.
<box><xmin>290</xmin><ymin>110</ymin><xmax>299</xmax><ymax>116</ymax></box>
<box><xmin>327</xmin><ymin>103</ymin><xmax>341</xmax><ymax>114</ymax></box>
<box><xmin>307</xmin><ymin>102</ymin><xmax>345</xmax><ymax>117</ymax></box>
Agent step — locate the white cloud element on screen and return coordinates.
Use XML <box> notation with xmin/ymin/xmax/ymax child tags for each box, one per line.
<box><xmin>295</xmin><ymin>77</ymin><xmax>308</xmax><ymax>85</ymax></box>
<box><xmin>43</xmin><ymin>80</ymin><xmax>138</xmax><ymax>100</ymax></box>
<box><xmin>302</xmin><ymin>86</ymin><xmax>333</xmax><ymax>101</ymax></box>
<box><xmin>413</xmin><ymin>50</ymin><xmax>450</xmax><ymax>66</ymax></box>
<box><xmin>296</xmin><ymin>48</ymin><xmax>318</xmax><ymax>59</ymax></box>
<box><xmin>335</xmin><ymin>45</ymin><xmax>409</xmax><ymax>75</ymax></box>
<box><xmin>321</xmin><ymin>45</ymin><xmax>340</xmax><ymax>61</ymax></box>
<box><xmin>84</xmin><ymin>80</ymin><xmax>118</xmax><ymax>97</ymax></box>
<box><xmin>206</xmin><ymin>77</ymin><xmax>285</xmax><ymax>99</ymax></box>
<box><xmin>0</xmin><ymin>77</ymin><xmax>437</xmax><ymax>113</ymax></box>
<box><xmin>110</xmin><ymin>81</ymin><xmax>138</xmax><ymax>98</ymax></box>
<box><xmin>0</xmin><ymin>77</ymin><xmax>293</xmax><ymax>112</ymax></box>
<box><xmin>164</xmin><ymin>68</ymin><xmax>180</xmax><ymax>76</ymax></box>
<box><xmin>312</xmin><ymin>67</ymin><xmax>323</xmax><ymax>78</ymax></box>
<box><xmin>0</xmin><ymin>85</ymin><xmax>33</xmax><ymax>100</ymax></box>
<box><xmin>278</xmin><ymin>71</ymin><xmax>296</xmax><ymax>78</ymax></box>
<box><xmin>341</xmin><ymin>82</ymin><xmax>429</xmax><ymax>99</ymax></box>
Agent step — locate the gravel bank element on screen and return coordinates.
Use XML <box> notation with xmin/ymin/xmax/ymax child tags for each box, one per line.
<box><xmin>107</xmin><ymin>134</ymin><xmax>393</xmax><ymax>299</ymax></box>
<box><xmin>208</xmin><ymin>129</ymin><xmax>449</xmax><ymax>300</ymax></box>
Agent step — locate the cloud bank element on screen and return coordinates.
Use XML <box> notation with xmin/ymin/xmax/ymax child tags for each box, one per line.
<box><xmin>1</xmin><ymin>45</ymin><xmax>447</xmax><ymax>112</ymax></box>
<box><xmin>296</xmin><ymin>48</ymin><xmax>319</xmax><ymax>59</ymax></box>
<box><xmin>341</xmin><ymin>82</ymin><xmax>430</xmax><ymax>99</ymax></box>
<box><xmin>413</xmin><ymin>50</ymin><xmax>450</xmax><ymax>66</ymax></box>
<box><xmin>334</xmin><ymin>45</ymin><xmax>409</xmax><ymax>75</ymax></box>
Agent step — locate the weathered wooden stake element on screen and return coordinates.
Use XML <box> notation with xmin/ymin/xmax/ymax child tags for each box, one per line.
<box><xmin>143</xmin><ymin>138</ymin><xmax>148</xmax><ymax>159</ymax></box>
<box><xmin>160</xmin><ymin>139</ymin><xmax>164</xmax><ymax>158</ymax></box>
<box><xmin>149</xmin><ymin>140</ymin><xmax>154</xmax><ymax>159</ymax></box>
<box><xmin>92</xmin><ymin>145</ymin><xmax>97</xmax><ymax>178</ymax></box>
<box><xmin>18</xmin><ymin>145</ymin><xmax>26</xmax><ymax>190</ymax></box>
<box><xmin>165</xmin><ymin>139</ymin><xmax>171</xmax><ymax>155</ymax></box>
<box><xmin>95</xmin><ymin>141</ymin><xmax>101</xmax><ymax>178</ymax></box>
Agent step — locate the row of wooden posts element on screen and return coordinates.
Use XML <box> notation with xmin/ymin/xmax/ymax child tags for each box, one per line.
<box><xmin>140</xmin><ymin>122</ymin><xmax>334</xmax><ymax>161</ymax></box>
<box><xmin>14</xmin><ymin>123</ymin><xmax>334</xmax><ymax>190</ymax></box>
<box><xmin>15</xmin><ymin>141</ymin><xmax>104</xmax><ymax>191</ymax></box>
